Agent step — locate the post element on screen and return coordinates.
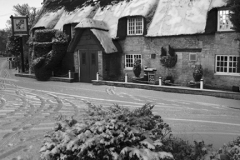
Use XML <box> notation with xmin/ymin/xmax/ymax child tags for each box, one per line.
<box><xmin>52</xmin><ymin>71</ymin><xmax>54</xmax><ymax>76</ymax></box>
<box><xmin>96</xmin><ymin>72</ymin><xmax>99</xmax><ymax>81</ymax></box>
<box><xmin>19</xmin><ymin>36</ymin><xmax>25</xmax><ymax>73</ymax></box>
<box><xmin>159</xmin><ymin>77</ymin><xmax>162</xmax><ymax>86</ymax></box>
<box><xmin>125</xmin><ymin>73</ymin><xmax>128</xmax><ymax>83</ymax></box>
<box><xmin>69</xmin><ymin>70</ymin><xmax>71</xmax><ymax>79</ymax></box>
<box><xmin>200</xmin><ymin>79</ymin><xmax>203</xmax><ymax>90</ymax></box>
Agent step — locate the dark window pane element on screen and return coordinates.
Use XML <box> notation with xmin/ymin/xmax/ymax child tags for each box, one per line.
<box><xmin>229</xmin><ymin>68</ymin><xmax>232</xmax><ymax>72</ymax></box>
<box><xmin>82</xmin><ymin>53</ymin><xmax>86</xmax><ymax>64</ymax></box>
<box><xmin>92</xmin><ymin>54</ymin><xmax>96</xmax><ymax>65</ymax></box>
<box><xmin>224</xmin><ymin>68</ymin><xmax>227</xmax><ymax>72</ymax></box>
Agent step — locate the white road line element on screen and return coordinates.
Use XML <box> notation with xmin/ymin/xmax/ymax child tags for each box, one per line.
<box><xmin>165</xmin><ymin>118</ymin><xmax>240</xmax><ymax>127</ymax></box>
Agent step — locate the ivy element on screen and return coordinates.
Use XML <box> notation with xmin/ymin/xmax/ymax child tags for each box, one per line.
<box><xmin>160</xmin><ymin>46</ymin><xmax>178</xmax><ymax>68</ymax></box>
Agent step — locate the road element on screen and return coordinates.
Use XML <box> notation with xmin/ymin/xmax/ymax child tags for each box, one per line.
<box><xmin>0</xmin><ymin>57</ymin><xmax>240</xmax><ymax>159</ymax></box>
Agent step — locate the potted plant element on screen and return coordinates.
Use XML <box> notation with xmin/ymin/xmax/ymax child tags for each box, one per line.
<box><xmin>133</xmin><ymin>59</ymin><xmax>141</xmax><ymax>77</ymax></box>
<box><xmin>193</xmin><ymin>64</ymin><xmax>203</xmax><ymax>82</ymax></box>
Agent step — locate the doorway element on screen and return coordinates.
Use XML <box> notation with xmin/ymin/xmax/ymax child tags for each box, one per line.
<box><xmin>79</xmin><ymin>50</ymin><xmax>98</xmax><ymax>82</ymax></box>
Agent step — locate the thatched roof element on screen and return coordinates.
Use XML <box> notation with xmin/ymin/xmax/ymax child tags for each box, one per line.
<box><xmin>35</xmin><ymin>0</ymin><xmax>228</xmax><ymax>37</ymax></box>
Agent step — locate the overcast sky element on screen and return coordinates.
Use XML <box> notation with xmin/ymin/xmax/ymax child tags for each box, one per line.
<box><xmin>0</xmin><ymin>0</ymin><xmax>43</xmax><ymax>30</ymax></box>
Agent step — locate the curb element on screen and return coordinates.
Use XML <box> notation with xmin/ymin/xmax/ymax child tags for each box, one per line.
<box><xmin>15</xmin><ymin>73</ymin><xmax>75</xmax><ymax>83</ymax></box>
<box><xmin>92</xmin><ymin>80</ymin><xmax>240</xmax><ymax>100</ymax></box>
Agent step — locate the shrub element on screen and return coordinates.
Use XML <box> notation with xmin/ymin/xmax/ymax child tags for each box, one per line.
<box><xmin>160</xmin><ymin>55</ymin><xmax>178</xmax><ymax>68</ymax></box>
<box><xmin>31</xmin><ymin>57</ymin><xmax>46</xmax><ymax>69</ymax></box>
<box><xmin>40</xmin><ymin>104</ymin><xmax>174</xmax><ymax>160</ymax></box>
<box><xmin>133</xmin><ymin>59</ymin><xmax>141</xmax><ymax>77</ymax></box>
<box><xmin>6</xmin><ymin>36</ymin><xmax>21</xmax><ymax>56</ymax></box>
<box><xmin>160</xmin><ymin>46</ymin><xmax>177</xmax><ymax>68</ymax></box>
<box><xmin>193</xmin><ymin>65</ymin><xmax>203</xmax><ymax>82</ymax></box>
<box><xmin>34</xmin><ymin>29</ymin><xmax>57</xmax><ymax>42</ymax></box>
<box><xmin>34</xmin><ymin>67</ymin><xmax>52</xmax><ymax>81</ymax></box>
<box><xmin>34</xmin><ymin>42</ymin><xmax>52</xmax><ymax>57</ymax></box>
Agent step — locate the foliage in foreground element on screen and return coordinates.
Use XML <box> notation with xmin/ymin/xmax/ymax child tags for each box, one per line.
<box><xmin>40</xmin><ymin>104</ymin><xmax>240</xmax><ymax>160</ymax></box>
<box><xmin>40</xmin><ymin>104</ymin><xmax>173</xmax><ymax>160</ymax></box>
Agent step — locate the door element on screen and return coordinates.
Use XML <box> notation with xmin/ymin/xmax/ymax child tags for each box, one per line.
<box><xmin>79</xmin><ymin>50</ymin><xmax>98</xmax><ymax>82</ymax></box>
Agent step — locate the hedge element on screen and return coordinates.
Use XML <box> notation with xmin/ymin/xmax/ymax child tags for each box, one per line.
<box><xmin>34</xmin><ymin>29</ymin><xmax>57</xmax><ymax>42</ymax></box>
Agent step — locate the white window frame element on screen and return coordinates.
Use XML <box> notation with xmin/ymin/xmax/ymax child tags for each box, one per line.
<box><xmin>127</xmin><ymin>17</ymin><xmax>144</xmax><ymax>35</ymax></box>
<box><xmin>215</xmin><ymin>55</ymin><xmax>240</xmax><ymax>75</ymax></box>
<box><xmin>125</xmin><ymin>54</ymin><xmax>142</xmax><ymax>70</ymax></box>
<box><xmin>217</xmin><ymin>9</ymin><xmax>233</xmax><ymax>32</ymax></box>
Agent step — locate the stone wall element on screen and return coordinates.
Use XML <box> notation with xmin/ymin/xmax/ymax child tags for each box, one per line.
<box><xmin>119</xmin><ymin>32</ymin><xmax>240</xmax><ymax>90</ymax></box>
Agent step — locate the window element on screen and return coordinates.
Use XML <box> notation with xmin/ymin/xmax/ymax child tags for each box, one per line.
<box><xmin>189</xmin><ymin>53</ymin><xmax>197</xmax><ymax>62</ymax></box>
<box><xmin>218</xmin><ymin>10</ymin><xmax>233</xmax><ymax>31</ymax></box>
<box><xmin>127</xmin><ymin>17</ymin><xmax>144</xmax><ymax>35</ymax></box>
<box><xmin>91</xmin><ymin>53</ymin><xmax>96</xmax><ymax>65</ymax></box>
<box><xmin>125</xmin><ymin>54</ymin><xmax>142</xmax><ymax>69</ymax></box>
<box><xmin>215</xmin><ymin>55</ymin><xmax>240</xmax><ymax>74</ymax></box>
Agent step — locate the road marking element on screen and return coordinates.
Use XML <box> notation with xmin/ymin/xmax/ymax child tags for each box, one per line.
<box><xmin>165</xmin><ymin>118</ymin><xmax>240</xmax><ymax>127</ymax></box>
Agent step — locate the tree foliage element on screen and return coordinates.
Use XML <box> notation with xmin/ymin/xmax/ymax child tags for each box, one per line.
<box><xmin>0</xmin><ymin>30</ymin><xmax>8</xmax><ymax>55</ymax></box>
<box><xmin>228</xmin><ymin>0</ymin><xmax>240</xmax><ymax>32</ymax></box>
<box><xmin>13</xmin><ymin>3</ymin><xmax>40</xmax><ymax>29</ymax></box>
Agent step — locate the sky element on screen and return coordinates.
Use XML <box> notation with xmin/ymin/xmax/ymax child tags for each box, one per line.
<box><xmin>0</xmin><ymin>0</ymin><xmax>43</xmax><ymax>30</ymax></box>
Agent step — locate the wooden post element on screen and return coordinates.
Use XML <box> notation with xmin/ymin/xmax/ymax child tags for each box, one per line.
<box><xmin>19</xmin><ymin>36</ymin><xmax>25</xmax><ymax>73</ymax></box>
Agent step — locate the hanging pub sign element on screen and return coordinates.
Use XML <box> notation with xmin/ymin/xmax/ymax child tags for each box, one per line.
<box><xmin>10</xmin><ymin>15</ymin><xmax>29</xmax><ymax>36</ymax></box>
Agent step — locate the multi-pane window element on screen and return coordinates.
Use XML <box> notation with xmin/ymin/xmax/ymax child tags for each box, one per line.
<box><xmin>127</xmin><ymin>17</ymin><xmax>144</xmax><ymax>35</ymax></box>
<box><xmin>215</xmin><ymin>55</ymin><xmax>240</xmax><ymax>74</ymax></box>
<box><xmin>125</xmin><ymin>54</ymin><xmax>142</xmax><ymax>69</ymax></box>
<box><xmin>218</xmin><ymin>10</ymin><xmax>233</xmax><ymax>31</ymax></box>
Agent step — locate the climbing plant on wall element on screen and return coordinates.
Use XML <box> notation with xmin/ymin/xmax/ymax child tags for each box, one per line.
<box><xmin>160</xmin><ymin>46</ymin><xmax>177</xmax><ymax>68</ymax></box>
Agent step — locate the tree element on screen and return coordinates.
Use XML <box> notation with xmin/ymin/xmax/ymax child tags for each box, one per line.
<box><xmin>0</xmin><ymin>30</ymin><xmax>8</xmax><ymax>55</ymax></box>
<box><xmin>12</xmin><ymin>4</ymin><xmax>40</xmax><ymax>29</ymax></box>
<box><xmin>228</xmin><ymin>0</ymin><xmax>240</xmax><ymax>32</ymax></box>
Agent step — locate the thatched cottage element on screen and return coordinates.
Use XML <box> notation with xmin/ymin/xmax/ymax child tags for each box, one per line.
<box><xmin>32</xmin><ymin>0</ymin><xmax>240</xmax><ymax>90</ymax></box>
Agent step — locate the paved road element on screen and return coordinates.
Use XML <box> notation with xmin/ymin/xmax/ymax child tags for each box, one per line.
<box><xmin>0</xmin><ymin>57</ymin><xmax>240</xmax><ymax>159</ymax></box>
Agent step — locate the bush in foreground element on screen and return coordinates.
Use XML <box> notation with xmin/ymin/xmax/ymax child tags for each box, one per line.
<box><xmin>40</xmin><ymin>104</ymin><xmax>240</xmax><ymax>160</ymax></box>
